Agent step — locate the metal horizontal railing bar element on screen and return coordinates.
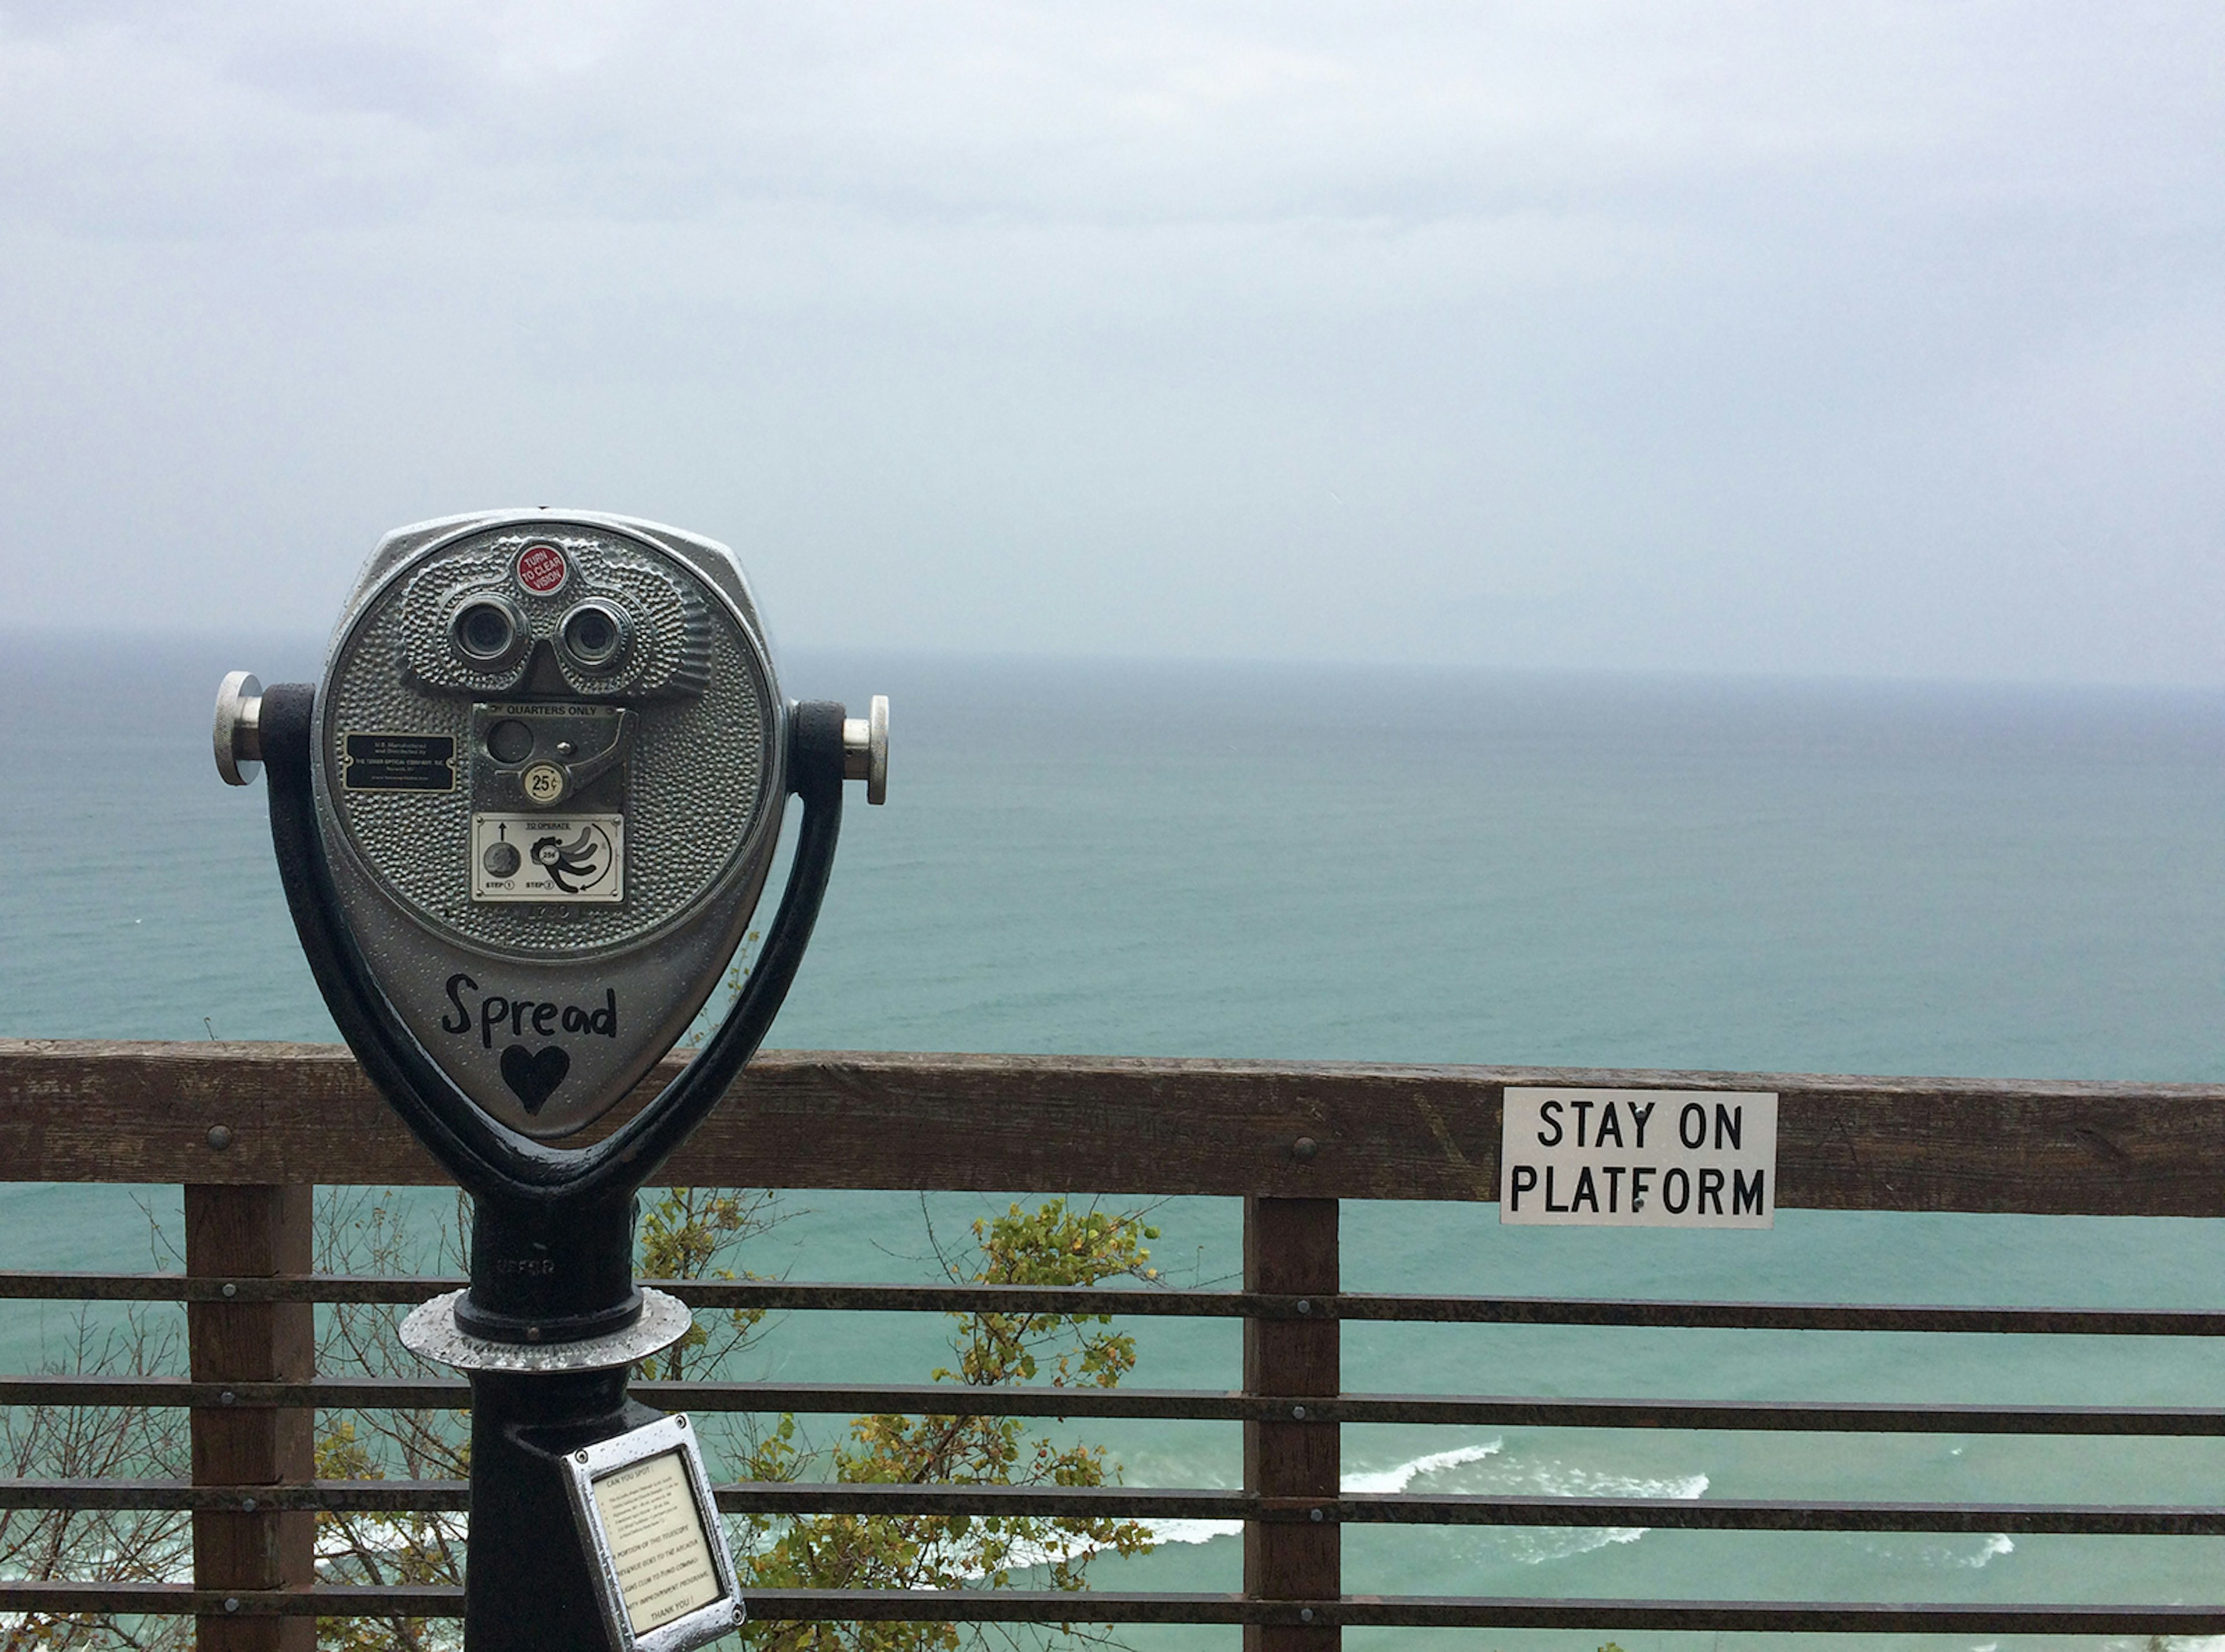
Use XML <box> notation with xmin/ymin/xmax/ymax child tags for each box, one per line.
<box><xmin>1324</xmin><ymin>1297</ymin><xmax>2225</xmax><ymax>1336</ymax></box>
<box><xmin>1319</xmin><ymin>1496</ymin><xmax>2225</xmax><ymax>1536</ymax></box>
<box><xmin>660</xmin><ymin>1286</ymin><xmax>2225</xmax><ymax>1336</ymax></box>
<box><xmin>0</xmin><ymin>1271</ymin><xmax>455</xmax><ymax>1305</ymax></box>
<box><xmin>705</xmin><ymin>1489</ymin><xmax>2225</xmax><ymax>1536</ymax></box>
<box><xmin>710</xmin><ymin>1490</ymin><xmax>2225</xmax><ymax>1537</ymax></box>
<box><xmin>12</xmin><ymin>1374</ymin><xmax>2225</xmax><ymax>1435</ymax></box>
<box><xmin>600</xmin><ymin>1387</ymin><xmax>2225</xmax><ymax>1434</ymax></box>
<box><xmin>8</xmin><ymin>1270</ymin><xmax>2223</xmax><ymax>1339</ymax></box>
<box><xmin>0</xmin><ymin>1581</ymin><xmax>462</xmax><ymax>1618</ymax></box>
<box><xmin>628</xmin><ymin>1592</ymin><xmax>2225</xmax><ymax>1632</ymax></box>
<box><xmin>0</xmin><ymin>1581</ymin><xmax>2217</xmax><ymax>1632</ymax></box>
<box><xmin>6</xmin><ymin>1478</ymin><xmax>2220</xmax><ymax>1536</ymax></box>
<box><xmin>0</xmin><ymin>1478</ymin><xmax>473</xmax><ymax>1512</ymax></box>
<box><xmin>0</xmin><ymin>1376</ymin><xmax>465</xmax><ymax>1409</ymax></box>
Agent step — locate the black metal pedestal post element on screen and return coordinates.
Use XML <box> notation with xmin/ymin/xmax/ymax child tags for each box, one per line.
<box><xmin>456</xmin><ymin>1196</ymin><xmax>653</xmax><ymax>1651</ymax></box>
<box><xmin>465</xmin><ymin>1366</ymin><xmax>664</xmax><ymax>1651</ymax></box>
<box><xmin>459</xmin><ymin>1194</ymin><xmax>641</xmax><ymax>1345</ymax></box>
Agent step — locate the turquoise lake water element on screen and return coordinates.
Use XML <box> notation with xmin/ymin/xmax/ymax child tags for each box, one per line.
<box><xmin>4</xmin><ymin>632</ymin><xmax>2225</xmax><ymax>1650</ymax></box>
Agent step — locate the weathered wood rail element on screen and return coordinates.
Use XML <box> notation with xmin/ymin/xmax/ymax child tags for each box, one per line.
<box><xmin>3</xmin><ymin>1038</ymin><xmax>2225</xmax><ymax>1648</ymax></box>
<box><xmin>9</xmin><ymin>1038</ymin><xmax>2224</xmax><ymax>1209</ymax></box>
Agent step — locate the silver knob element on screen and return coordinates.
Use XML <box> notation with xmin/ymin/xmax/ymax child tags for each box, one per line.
<box><xmin>841</xmin><ymin>694</ymin><xmax>889</xmax><ymax>805</ymax></box>
<box><xmin>213</xmin><ymin>672</ymin><xmax>264</xmax><ymax>786</ymax></box>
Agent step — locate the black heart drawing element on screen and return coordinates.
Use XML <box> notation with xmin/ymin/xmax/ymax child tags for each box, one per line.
<box><xmin>499</xmin><ymin>1044</ymin><xmax>571</xmax><ymax>1114</ymax></box>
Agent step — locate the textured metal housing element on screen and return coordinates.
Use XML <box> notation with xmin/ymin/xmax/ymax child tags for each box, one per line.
<box><xmin>308</xmin><ymin>510</ymin><xmax>788</xmax><ymax>1139</ymax></box>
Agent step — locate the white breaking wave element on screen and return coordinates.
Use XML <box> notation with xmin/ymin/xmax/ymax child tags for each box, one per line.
<box><xmin>1139</xmin><ymin>1441</ymin><xmax>1512</xmax><ymax>1550</ymax></box>
<box><xmin>964</xmin><ymin>1438</ymin><xmax>1712</xmax><ymax>1576</ymax></box>
<box><xmin>1135</xmin><ymin>1438</ymin><xmax>1713</xmax><ymax>1569</ymax></box>
<box><xmin>1480</xmin><ymin>1456</ymin><xmax>1711</xmax><ymax>1565</ymax></box>
<box><xmin>1327</xmin><ymin>1443</ymin><xmax>1717</xmax><ymax>1566</ymax></box>
<box><xmin>1861</xmin><ymin>1532</ymin><xmax>2016</xmax><ymax>1571</ymax></box>
<box><xmin>1144</xmin><ymin>1516</ymin><xmax>1243</xmax><ymax>1546</ymax></box>
<box><xmin>1342</xmin><ymin>1441</ymin><xmax>1506</xmax><ymax>1496</ymax></box>
<box><xmin>1962</xmin><ymin>1534</ymin><xmax>2015</xmax><ymax>1569</ymax></box>
<box><xmin>1139</xmin><ymin>1434</ymin><xmax>1522</xmax><ymax>1549</ymax></box>
<box><xmin>1503</xmin><ymin>1463</ymin><xmax>1710</xmax><ymax>1504</ymax></box>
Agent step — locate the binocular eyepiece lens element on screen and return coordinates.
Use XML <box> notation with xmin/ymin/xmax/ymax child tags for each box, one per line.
<box><xmin>560</xmin><ymin>601</ymin><xmax>630</xmax><ymax>672</ymax></box>
<box><xmin>451</xmin><ymin>597</ymin><xmax>527</xmax><ymax>669</ymax></box>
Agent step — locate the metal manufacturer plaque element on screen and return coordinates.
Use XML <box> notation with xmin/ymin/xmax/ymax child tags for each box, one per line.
<box><xmin>340</xmin><ymin>731</ymin><xmax>456</xmax><ymax>792</ymax></box>
<box><xmin>561</xmin><ymin>1413</ymin><xmax>743</xmax><ymax>1652</ymax></box>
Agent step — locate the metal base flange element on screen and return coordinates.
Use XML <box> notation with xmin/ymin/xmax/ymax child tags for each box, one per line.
<box><xmin>400</xmin><ymin>1287</ymin><xmax>693</xmax><ymax>1373</ymax></box>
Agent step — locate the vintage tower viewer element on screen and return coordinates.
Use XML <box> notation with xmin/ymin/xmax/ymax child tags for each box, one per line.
<box><xmin>216</xmin><ymin>509</ymin><xmax>888</xmax><ymax>1651</ymax></box>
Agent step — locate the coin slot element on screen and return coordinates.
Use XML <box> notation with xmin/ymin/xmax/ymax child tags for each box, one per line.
<box><xmin>485</xmin><ymin>719</ymin><xmax>535</xmax><ymax>764</ymax></box>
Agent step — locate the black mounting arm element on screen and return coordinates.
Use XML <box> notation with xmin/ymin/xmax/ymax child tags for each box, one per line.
<box><xmin>260</xmin><ymin>684</ymin><xmax>845</xmax><ymax>1215</ymax></box>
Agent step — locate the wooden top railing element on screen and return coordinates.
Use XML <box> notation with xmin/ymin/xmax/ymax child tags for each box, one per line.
<box><xmin>10</xmin><ymin>1038</ymin><xmax>2225</xmax><ymax>1210</ymax></box>
<box><xmin>2</xmin><ymin>1039</ymin><xmax>2225</xmax><ymax>1650</ymax></box>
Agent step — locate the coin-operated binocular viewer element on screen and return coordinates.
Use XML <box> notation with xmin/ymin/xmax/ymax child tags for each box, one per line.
<box><xmin>216</xmin><ymin>511</ymin><xmax>887</xmax><ymax>1651</ymax></box>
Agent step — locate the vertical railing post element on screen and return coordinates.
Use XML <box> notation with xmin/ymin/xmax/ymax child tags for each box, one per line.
<box><xmin>186</xmin><ymin>1184</ymin><xmax>316</xmax><ymax>1652</ymax></box>
<box><xmin>1243</xmin><ymin>1195</ymin><xmax>1340</xmax><ymax>1651</ymax></box>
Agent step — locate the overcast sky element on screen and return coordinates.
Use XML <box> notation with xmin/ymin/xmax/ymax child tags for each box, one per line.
<box><xmin>2</xmin><ymin>3</ymin><xmax>2220</xmax><ymax>681</ymax></box>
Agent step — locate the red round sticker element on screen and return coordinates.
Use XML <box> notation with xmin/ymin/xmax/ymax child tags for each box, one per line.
<box><xmin>515</xmin><ymin>543</ymin><xmax>568</xmax><ymax>596</ymax></box>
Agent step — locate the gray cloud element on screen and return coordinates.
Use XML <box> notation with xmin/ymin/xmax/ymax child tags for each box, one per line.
<box><xmin>2</xmin><ymin>2</ymin><xmax>2219</xmax><ymax>680</ymax></box>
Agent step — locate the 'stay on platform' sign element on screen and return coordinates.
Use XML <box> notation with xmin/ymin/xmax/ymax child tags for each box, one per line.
<box><xmin>1498</xmin><ymin>1088</ymin><xmax>1779</xmax><ymax>1228</ymax></box>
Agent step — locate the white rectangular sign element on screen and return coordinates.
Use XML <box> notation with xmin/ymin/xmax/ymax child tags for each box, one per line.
<box><xmin>594</xmin><ymin>1450</ymin><xmax>725</xmax><ymax>1636</ymax></box>
<box><xmin>562</xmin><ymin>1412</ymin><xmax>743</xmax><ymax>1652</ymax></box>
<box><xmin>1499</xmin><ymin>1088</ymin><xmax>1778</xmax><ymax>1228</ymax></box>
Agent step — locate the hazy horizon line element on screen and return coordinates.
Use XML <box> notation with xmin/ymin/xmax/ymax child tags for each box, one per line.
<box><xmin>6</xmin><ymin>623</ymin><xmax>2222</xmax><ymax>701</ymax></box>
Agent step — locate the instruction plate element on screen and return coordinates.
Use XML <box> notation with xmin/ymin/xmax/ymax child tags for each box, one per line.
<box><xmin>470</xmin><ymin>813</ymin><xmax>624</xmax><ymax>902</ymax></box>
<box><xmin>596</xmin><ymin>1452</ymin><xmax>723</xmax><ymax>1633</ymax></box>
<box><xmin>562</xmin><ymin>1413</ymin><xmax>743</xmax><ymax>1652</ymax></box>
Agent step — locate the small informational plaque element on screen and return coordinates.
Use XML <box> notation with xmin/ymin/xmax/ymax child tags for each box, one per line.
<box><xmin>470</xmin><ymin>814</ymin><xmax>624</xmax><ymax>902</ymax></box>
<box><xmin>341</xmin><ymin>732</ymin><xmax>455</xmax><ymax>792</ymax></box>
<box><xmin>1500</xmin><ymin>1088</ymin><xmax>1778</xmax><ymax>1228</ymax></box>
<box><xmin>595</xmin><ymin>1453</ymin><xmax>722</xmax><ymax>1632</ymax></box>
<box><xmin>563</xmin><ymin>1414</ymin><xmax>742</xmax><ymax>1652</ymax></box>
